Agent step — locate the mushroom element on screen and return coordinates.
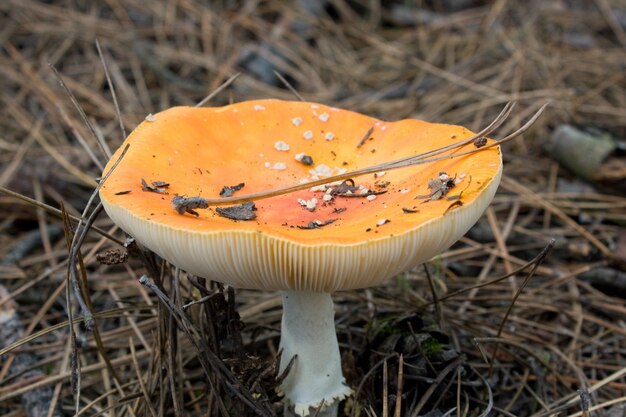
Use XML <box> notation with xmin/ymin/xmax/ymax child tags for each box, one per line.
<box><xmin>99</xmin><ymin>99</ymin><xmax>502</xmax><ymax>416</ymax></box>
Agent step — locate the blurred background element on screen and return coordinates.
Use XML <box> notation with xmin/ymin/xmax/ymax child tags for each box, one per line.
<box><xmin>1</xmin><ymin>1</ymin><xmax>625</xmax><ymax>416</ymax></box>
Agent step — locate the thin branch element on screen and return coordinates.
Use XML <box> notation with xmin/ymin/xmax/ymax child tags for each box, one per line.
<box><xmin>409</xmin><ymin>355</ymin><xmax>466</xmax><ymax>417</ymax></box>
<box><xmin>176</xmin><ymin>102</ymin><xmax>547</xmax><ymax>208</ymax></box>
<box><xmin>436</xmin><ymin>239</ymin><xmax>556</xmax><ymax>303</ymax></box>
<box><xmin>96</xmin><ymin>39</ymin><xmax>124</xmax><ymax>151</ymax></box>
<box><xmin>487</xmin><ymin>239</ymin><xmax>556</xmax><ymax>377</ymax></box>
<box><xmin>0</xmin><ymin>186</ymin><xmax>123</xmax><ymax>245</ymax></box>
<box><xmin>67</xmin><ymin>203</ymin><xmax>104</xmax><ymax>330</ymax></box>
<box><xmin>48</xmin><ymin>62</ymin><xmax>110</xmax><ymax>161</ymax></box>
<box><xmin>424</xmin><ymin>264</ymin><xmax>443</xmax><ymax>329</ymax></box>
<box><xmin>54</xmin><ymin>103</ymin><xmax>105</xmax><ymax>171</ymax></box>
<box><xmin>472</xmin><ymin>366</ymin><xmax>494</xmax><ymax>417</ymax></box>
<box><xmin>356</xmin><ymin>125</ymin><xmax>375</xmax><ymax>148</ymax></box>
<box><xmin>195</xmin><ymin>73</ymin><xmax>241</xmax><ymax>108</ymax></box>
<box><xmin>65</xmin><ymin>143</ymin><xmax>130</xmax><ymax>330</ymax></box>
<box><xmin>138</xmin><ymin>275</ymin><xmax>273</xmax><ymax>417</ymax></box>
<box><xmin>273</xmin><ymin>70</ymin><xmax>305</xmax><ymax>101</ymax></box>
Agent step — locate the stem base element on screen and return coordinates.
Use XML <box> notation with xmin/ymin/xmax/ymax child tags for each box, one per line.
<box><xmin>279</xmin><ymin>291</ymin><xmax>352</xmax><ymax>416</ymax></box>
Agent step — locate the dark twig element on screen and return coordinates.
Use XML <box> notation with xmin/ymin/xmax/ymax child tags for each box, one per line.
<box><xmin>274</xmin><ymin>352</ymin><xmax>297</xmax><ymax>386</ymax></box>
<box><xmin>60</xmin><ymin>205</ymin><xmax>82</xmax><ymax>415</ymax></box>
<box><xmin>48</xmin><ymin>62</ymin><xmax>110</xmax><ymax>161</ymax></box>
<box><xmin>64</xmin><ymin>142</ymin><xmax>130</xmax><ymax>330</ymax></box>
<box><xmin>441</xmin><ymin>408</ymin><xmax>458</xmax><ymax>417</ymax></box>
<box><xmin>181</xmin><ymin>102</ymin><xmax>546</xmax><ymax>208</ymax></box>
<box><xmin>487</xmin><ymin>239</ymin><xmax>556</xmax><ymax>377</ymax></box>
<box><xmin>352</xmin><ymin>353</ymin><xmax>398</xmax><ymax>417</ymax></box>
<box><xmin>473</xmin><ymin>337</ymin><xmax>570</xmax><ymax>388</ymax></box>
<box><xmin>273</xmin><ymin>70</ymin><xmax>305</xmax><ymax>101</ymax></box>
<box><xmin>356</xmin><ymin>125</ymin><xmax>375</xmax><ymax>148</ymax></box>
<box><xmin>0</xmin><ymin>186</ymin><xmax>122</xmax><ymax>245</ymax></box>
<box><xmin>423</xmin><ymin>264</ymin><xmax>443</xmax><ymax>329</ymax></box>
<box><xmin>0</xmin><ymin>306</ymin><xmax>153</xmax><ymax>358</ymax></box>
<box><xmin>312</xmin><ymin>399</ymin><xmax>326</xmax><ymax>417</ymax></box>
<box><xmin>394</xmin><ymin>354</ymin><xmax>404</xmax><ymax>417</ymax></box>
<box><xmin>138</xmin><ymin>275</ymin><xmax>274</xmax><ymax>417</ymax></box>
<box><xmin>408</xmin><ymin>355</ymin><xmax>466</xmax><ymax>417</ymax></box>
<box><xmin>471</xmin><ymin>366</ymin><xmax>494</xmax><ymax>417</ymax></box>
<box><xmin>578</xmin><ymin>389</ymin><xmax>591</xmax><ymax>417</ymax></box>
<box><xmin>436</xmin><ymin>240</ymin><xmax>556</xmax><ymax>303</ymax></box>
<box><xmin>168</xmin><ymin>268</ymin><xmax>184</xmax><ymax>417</ymax></box>
<box><xmin>54</xmin><ymin>103</ymin><xmax>105</xmax><ymax>171</ymax></box>
<box><xmin>182</xmin><ymin>293</ymin><xmax>219</xmax><ymax>310</ymax></box>
<box><xmin>129</xmin><ymin>337</ymin><xmax>159</xmax><ymax>417</ymax></box>
<box><xmin>96</xmin><ymin>39</ymin><xmax>125</xmax><ymax>147</ymax></box>
<box><xmin>195</xmin><ymin>73</ymin><xmax>241</xmax><ymax>108</ymax></box>
<box><xmin>67</xmin><ymin>203</ymin><xmax>104</xmax><ymax>330</ymax></box>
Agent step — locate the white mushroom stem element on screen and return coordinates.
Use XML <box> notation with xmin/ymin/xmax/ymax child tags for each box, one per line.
<box><xmin>279</xmin><ymin>291</ymin><xmax>352</xmax><ymax>417</ymax></box>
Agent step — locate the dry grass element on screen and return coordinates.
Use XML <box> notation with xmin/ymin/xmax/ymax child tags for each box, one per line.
<box><xmin>1</xmin><ymin>1</ymin><xmax>625</xmax><ymax>416</ymax></box>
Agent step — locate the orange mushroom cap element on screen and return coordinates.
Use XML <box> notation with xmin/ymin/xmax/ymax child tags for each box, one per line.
<box><xmin>100</xmin><ymin>99</ymin><xmax>502</xmax><ymax>292</ymax></box>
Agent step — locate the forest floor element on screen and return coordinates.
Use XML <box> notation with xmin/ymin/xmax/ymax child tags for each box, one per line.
<box><xmin>1</xmin><ymin>1</ymin><xmax>625</xmax><ymax>416</ymax></box>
